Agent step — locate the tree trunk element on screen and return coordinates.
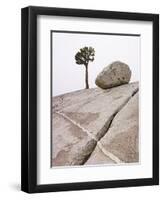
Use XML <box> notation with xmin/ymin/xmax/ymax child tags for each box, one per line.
<box><xmin>85</xmin><ymin>64</ymin><xmax>89</xmax><ymax>89</ymax></box>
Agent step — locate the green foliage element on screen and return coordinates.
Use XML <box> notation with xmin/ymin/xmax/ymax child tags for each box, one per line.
<box><xmin>75</xmin><ymin>46</ymin><xmax>95</xmax><ymax>89</ymax></box>
<box><xmin>75</xmin><ymin>46</ymin><xmax>95</xmax><ymax>66</ymax></box>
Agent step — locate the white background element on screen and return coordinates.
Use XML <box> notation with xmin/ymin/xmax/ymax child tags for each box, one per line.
<box><xmin>0</xmin><ymin>0</ymin><xmax>162</xmax><ymax>199</ymax></box>
<box><xmin>37</xmin><ymin>15</ymin><xmax>152</xmax><ymax>184</ymax></box>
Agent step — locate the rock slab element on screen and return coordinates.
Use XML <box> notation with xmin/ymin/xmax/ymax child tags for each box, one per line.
<box><xmin>86</xmin><ymin>92</ymin><xmax>139</xmax><ymax>164</ymax></box>
<box><xmin>52</xmin><ymin>82</ymin><xmax>139</xmax><ymax>167</ymax></box>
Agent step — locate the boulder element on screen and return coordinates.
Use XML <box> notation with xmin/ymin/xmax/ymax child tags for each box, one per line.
<box><xmin>95</xmin><ymin>61</ymin><xmax>131</xmax><ymax>89</ymax></box>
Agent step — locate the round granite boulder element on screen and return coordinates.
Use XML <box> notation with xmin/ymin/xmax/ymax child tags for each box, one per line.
<box><xmin>95</xmin><ymin>61</ymin><xmax>131</xmax><ymax>89</ymax></box>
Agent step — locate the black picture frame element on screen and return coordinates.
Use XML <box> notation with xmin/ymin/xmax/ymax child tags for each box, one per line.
<box><xmin>21</xmin><ymin>6</ymin><xmax>159</xmax><ymax>193</ymax></box>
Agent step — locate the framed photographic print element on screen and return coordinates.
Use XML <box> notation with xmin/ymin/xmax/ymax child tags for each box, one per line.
<box><xmin>21</xmin><ymin>6</ymin><xmax>159</xmax><ymax>193</ymax></box>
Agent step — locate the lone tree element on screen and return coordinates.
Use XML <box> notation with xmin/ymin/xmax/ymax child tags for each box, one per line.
<box><xmin>75</xmin><ymin>46</ymin><xmax>95</xmax><ymax>89</ymax></box>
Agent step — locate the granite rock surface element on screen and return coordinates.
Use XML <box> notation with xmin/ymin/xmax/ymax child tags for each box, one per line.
<box><xmin>52</xmin><ymin>82</ymin><xmax>139</xmax><ymax>166</ymax></box>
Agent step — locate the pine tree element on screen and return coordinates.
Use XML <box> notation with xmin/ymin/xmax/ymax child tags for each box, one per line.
<box><xmin>75</xmin><ymin>47</ymin><xmax>95</xmax><ymax>89</ymax></box>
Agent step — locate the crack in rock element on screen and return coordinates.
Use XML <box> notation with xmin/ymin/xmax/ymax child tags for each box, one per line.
<box><xmin>54</xmin><ymin>86</ymin><xmax>139</xmax><ymax>165</ymax></box>
<box><xmin>55</xmin><ymin>111</ymin><xmax>98</xmax><ymax>142</ymax></box>
<box><xmin>97</xmin><ymin>141</ymin><xmax>122</xmax><ymax>163</ymax></box>
<box><xmin>56</xmin><ymin>111</ymin><xmax>122</xmax><ymax>164</ymax></box>
<box><xmin>86</xmin><ymin>88</ymin><xmax>139</xmax><ymax>163</ymax></box>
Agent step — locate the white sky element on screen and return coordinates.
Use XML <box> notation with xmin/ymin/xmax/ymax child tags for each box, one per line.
<box><xmin>52</xmin><ymin>32</ymin><xmax>140</xmax><ymax>96</ymax></box>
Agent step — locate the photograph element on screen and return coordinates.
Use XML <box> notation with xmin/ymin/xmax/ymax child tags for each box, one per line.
<box><xmin>51</xmin><ymin>31</ymin><xmax>140</xmax><ymax>167</ymax></box>
<box><xmin>21</xmin><ymin>6</ymin><xmax>159</xmax><ymax>193</ymax></box>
